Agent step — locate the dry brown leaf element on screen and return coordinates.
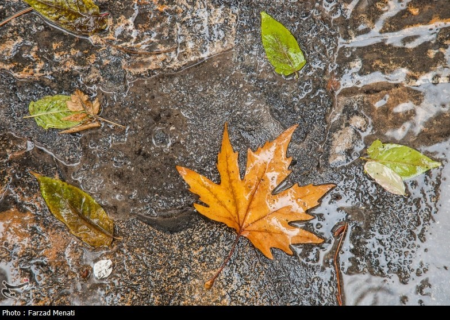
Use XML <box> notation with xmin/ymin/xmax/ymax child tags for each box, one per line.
<box><xmin>66</xmin><ymin>89</ymin><xmax>100</xmax><ymax>115</ymax></box>
<box><xmin>177</xmin><ymin>124</ymin><xmax>335</xmax><ymax>288</ymax></box>
<box><xmin>91</xmin><ymin>98</ymin><xmax>100</xmax><ymax>115</ymax></box>
<box><xmin>59</xmin><ymin>121</ymin><xmax>101</xmax><ymax>134</ymax></box>
<box><xmin>62</xmin><ymin>113</ymin><xmax>88</xmax><ymax>122</ymax></box>
<box><xmin>66</xmin><ymin>89</ymin><xmax>87</xmax><ymax>112</ymax></box>
<box><xmin>27</xmin><ymin>89</ymin><xmax>123</xmax><ymax>134</ymax></box>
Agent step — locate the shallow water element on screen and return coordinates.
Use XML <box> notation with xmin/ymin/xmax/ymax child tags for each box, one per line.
<box><xmin>1</xmin><ymin>0</ymin><xmax>450</xmax><ymax>305</ymax></box>
<box><xmin>326</xmin><ymin>0</ymin><xmax>450</xmax><ymax>305</ymax></box>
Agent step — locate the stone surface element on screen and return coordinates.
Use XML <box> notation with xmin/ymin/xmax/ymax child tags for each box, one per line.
<box><xmin>1</xmin><ymin>0</ymin><xmax>450</xmax><ymax>306</ymax></box>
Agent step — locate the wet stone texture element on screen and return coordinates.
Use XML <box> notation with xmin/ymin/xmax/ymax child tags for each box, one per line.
<box><xmin>1</xmin><ymin>0</ymin><xmax>450</xmax><ymax>305</ymax></box>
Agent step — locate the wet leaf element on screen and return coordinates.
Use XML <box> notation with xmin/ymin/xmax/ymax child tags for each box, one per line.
<box><xmin>62</xmin><ymin>113</ymin><xmax>88</xmax><ymax>122</ymax></box>
<box><xmin>23</xmin><ymin>0</ymin><xmax>108</xmax><ymax>36</ymax></box>
<box><xmin>59</xmin><ymin>121</ymin><xmax>101</xmax><ymax>134</ymax></box>
<box><xmin>25</xmin><ymin>90</ymin><xmax>121</xmax><ymax>134</ymax></box>
<box><xmin>260</xmin><ymin>11</ymin><xmax>306</xmax><ymax>76</ymax></box>
<box><xmin>364</xmin><ymin>161</ymin><xmax>406</xmax><ymax>196</ymax></box>
<box><xmin>67</xmin><ymin>89</ymin><xmax>100</xmax><ymax>115</ymax></box>
<box><xmin>28</xmin><ymin>95</ymin><xmax>84</xmax><ymax>130</ymax></box>
<box><xmin>177</xmin><ymin>124</ymin><xmax>334</xmax><ymax>288</ymax></box>
<box><xmin>31</xmin><ymin>171</ymin><xmax>114</xmax><ymax>247</ymax></box>
<box><xmin>366</xmin><ymin>140</ymin><xmax>441</xmax><ymax>180</ymax></box>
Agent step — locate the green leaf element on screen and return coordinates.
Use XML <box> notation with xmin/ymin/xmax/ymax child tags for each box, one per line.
<box><xmin>364</xmin><ymin>161</ymin><xmax>406</xmax><ymax>196</ymax></box>
<box><xmin>23</xmin><ymin>0</ymin><xmax>108</xmax><ymax>36</ymax></box>
<box><xmin>31</xmin><ymin>172</ymin><xmax>114</xmax><ymax>247</ymax></box>
<box><xmin>366</xmin><ymin>140</ymin><xmax>441</xmax><ymax>180</ymax></box>
<box><xmin>28</xmin><ymin>95</ymin><xmax>83</xmax><ymax>130</ymax></box>
<box><xmin>260</xmin><ymin>11</ymin><xmax>306</xmax><ymax>76</ymax></box>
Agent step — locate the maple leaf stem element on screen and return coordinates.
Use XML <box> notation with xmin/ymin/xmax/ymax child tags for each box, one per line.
<box><xmin>205</xmin><ymin>234</ymin><xmax>242</xmax><ymax>290</ymax></box>
<box><xmin>334</xmin><ymin>222</ymin><xmax>348</xmax><ymax>306</ymax></box>
<box><xmin>0</xmin><ymin>7</ymin><xmax>33</xmax><ymax>28</ymax></box>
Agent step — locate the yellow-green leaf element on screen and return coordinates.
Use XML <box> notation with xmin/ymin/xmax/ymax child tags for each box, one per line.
<box><xmin>31</xmin><ymin>172</ymin><xmax>114</xmax><ymax>247</ymax></box>
<box><xmin>28</xmin><ymin>95</ymin><xmax>84</xmax><ymax>130</ymax></box>
<box><xmin>23</xmin><ymin>0</ymin><xmax>108</xmax><ymax>36</ymax></box>
<box><xmin>366</xmin><ymin>140</ymin><xmax>441</xmax><ymax>180</ymax></box>
<box><xmin>260</xmin><ymin>11</ymin><xmax>306</xmax><ymax>76</ymax></box>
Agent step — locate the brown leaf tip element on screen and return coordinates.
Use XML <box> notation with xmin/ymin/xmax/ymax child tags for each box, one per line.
<box><xmin>333</xmin><ymin>224</ymin><xmax>346</xmax><ymax>238</ymax></box>
<box><xmin>29</xmin><ymin>170</ymin><xmax>41</xmax><ymax>179</ymax></box>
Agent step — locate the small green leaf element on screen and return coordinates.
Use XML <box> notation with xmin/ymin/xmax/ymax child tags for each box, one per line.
<box><xmin>23</xmin><ymin>0</ymin><xmax>108</xmax><ymax>36</ymax></box>
<box><xmin>31</xmin><ymin>172</ymin><xmax>114</xmax><ymax>247</ymax></box>
<box><xmin>260</xmin><ymin>11</ymin><xmax>306</xmax><ymax>76</ymax></box>
<box><xmin>28</xmin><ymin>95</ymin><xmax>83</xmax><ymax>130</ymax></box>
<box><xmin>366</xmin><ymin>140</ymin><xmax>441</xmax><ymax>180</ymax></box>
<box><xmin>364</xmin><ymin>161</ymin><xmax>406</xmax><ymax>196</ymax></box>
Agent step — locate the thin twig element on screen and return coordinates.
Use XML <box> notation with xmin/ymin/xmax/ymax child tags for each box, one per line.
<box><xmin>205</xmin><ymin>234</ymin><xmax>241</xmax><ymax>290</ymax></box>
<box><xmin>77</xmin><ymin>95</ymin><xmax>125</xmax><ymax>129</ymax></box>
<box><xmin>93</xmin><ymin>115</ymin><xmax>125</xmax><ymax>128</ymax></box>
<box><xmin>0</xmin><ymin>7</ymin><xmax>33</xmax><ymax>28</ymax></box>
<box><xmin>334</xmin><ymin>222</ymin><xmax>348</xmax><ymax>306</ymax></box>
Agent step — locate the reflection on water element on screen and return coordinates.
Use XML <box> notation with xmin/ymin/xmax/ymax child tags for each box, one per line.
<box><xmin>332</xmin><ymin>0</ymin><xmax>450</xmax><ymax>305</ymax></box>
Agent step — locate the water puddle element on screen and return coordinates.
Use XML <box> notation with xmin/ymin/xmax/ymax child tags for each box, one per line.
<box><xmin>322</xmin><ymin>0</ymin><xmax>450</xmax><ymax>305</ymax></box>
<box><xmin>339</xmin><ymin>139</ymin><xmax>450</xmax><ymax>305</ymax></box>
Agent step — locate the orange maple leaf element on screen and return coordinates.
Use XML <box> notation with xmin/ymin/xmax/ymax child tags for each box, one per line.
<box><xmin>177</xmin><ymin>124</ymin><xmax>335</xmax><ymax>288</ymax></box>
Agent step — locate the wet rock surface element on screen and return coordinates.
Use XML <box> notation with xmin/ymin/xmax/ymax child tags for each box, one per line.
<box><xmin>1</xmin><ymin>0</ymin><xmax>450</xmax><ymax>305</ymax></box>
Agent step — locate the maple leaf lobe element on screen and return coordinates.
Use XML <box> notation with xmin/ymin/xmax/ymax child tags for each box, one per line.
<box><xmin>177</xmin><ymin>124</ymin><xmax>335</xmax><ymax>259</ymax></box>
